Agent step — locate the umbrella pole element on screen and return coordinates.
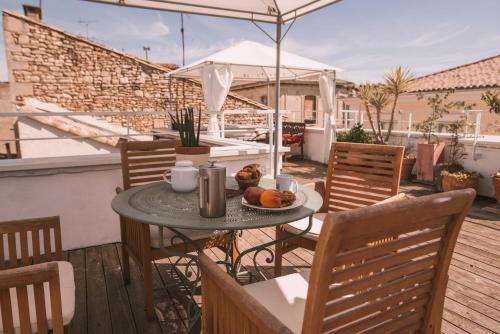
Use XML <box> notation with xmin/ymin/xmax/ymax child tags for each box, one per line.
<box><xmin>273</xmin><ymin>18</ymin><xmax>282</xmax><ymax>179</ymax></box>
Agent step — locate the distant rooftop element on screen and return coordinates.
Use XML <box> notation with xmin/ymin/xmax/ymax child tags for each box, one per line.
<box><xmin>408</xmin><ymin>54</ymin><xmax>500</xmax><ymax>92</ymax></box>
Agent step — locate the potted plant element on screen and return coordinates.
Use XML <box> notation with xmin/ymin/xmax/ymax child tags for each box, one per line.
<box><xmin>492</xmin><ymin>172</ymin><xmax>500</xmax><ymax>203</ymax></box>
<box><xmin>400</xmin><ymin>144</ymin><xmax>416</xmax><ymax>181</ymax></box>
<box><xmin>415</xmin><ymin>91</ymin><xmax>466</xmax><ymax>182</ymax></box>
<box><xmin>481</xmin><ymin>90</ymin><xmax>500</xmax><ymax>201</ymax></box>
<box><xmin>439</xmin><ymin>119</ymin><xmax>479</xmax><ymax>192</ymax></box>
<box><xmin>169</xmin><ymin>107</ymin><xmax>210</xmax><ymax>167</ymax></box>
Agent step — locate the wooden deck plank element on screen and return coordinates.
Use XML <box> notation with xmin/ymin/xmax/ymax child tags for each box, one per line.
<box><xmin>444</xmin><ymin>298</ymin><xmax>498</xmax><ymax>334</ymax></box>
<box><xmin>67</xmin><ymin>249</ymin><xmax>87</xmax><ymax>334</ymax></box>
<box><xmin>85</xmin><ymin>246</ymin><xmax>113</xmax><ymax>334</ymax></box>
<box><xmin>441</xmin><ymin>319</ymin><xmax>469</xmax><ymax>334</ymax></box>
<box><xmin>447</xmin><ymin>280</ymin><xmax>500</xmax><ymax>312</ymax></box>
<box><xmin>113</xmin><ymin>244</ymin><xmax>164</xmax><ymax>334</ymax></box>
<box><xmin>446</xmin><ymin>287</ymin><xmax>500</xmax><ymax>324</ymax></box>
<box><xmin>453</xmin><ymin>243</ymin><xmax>500</xmax><ymax>269</ymax></box>
<box><xmin>100</xmin><ymin>244</ymin><xmax>138</xmax><ymax>334</ymax></box>
<box><xmin>448</xmin><ymin>266</ymin><xmax>500</xmax><ymax>301</ymax></box>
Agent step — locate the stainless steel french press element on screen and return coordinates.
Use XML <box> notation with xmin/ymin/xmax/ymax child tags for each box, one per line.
<box><xmin>198</xmin><ymin>161</ymin><xmax>226</xmax><ymax>218</ymax></box>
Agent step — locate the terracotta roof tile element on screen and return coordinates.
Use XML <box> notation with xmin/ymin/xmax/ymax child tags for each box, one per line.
<box><xmin>408</xmin><ymin>54</ymin><xmax>500</xmax><ymax>92</ymax></box>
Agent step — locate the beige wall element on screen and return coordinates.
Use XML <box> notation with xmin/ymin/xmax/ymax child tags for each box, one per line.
<box><xmin>340</xmin><ymin>89</ymin><xmax>500</xmax><ymax>135</ymax></box>
<box><xmin>232</xmin><ymin>81</ymin><xmax>351</xmax><ymax>125</ymax></box>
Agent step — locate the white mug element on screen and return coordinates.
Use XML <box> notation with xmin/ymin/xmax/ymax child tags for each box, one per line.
<box><xmin>276</xmin><ymin>174</ymin><xmax>298</xmax><ymax>193</ymax></box>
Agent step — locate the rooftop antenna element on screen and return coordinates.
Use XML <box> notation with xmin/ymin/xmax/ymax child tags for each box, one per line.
<box><xmin>180</xmin><ymin>13</ymin><xmax>185</xmax><ymax>66</ymax></box>
<box><xmin>78</xmin><ymin>18</ymin><xmax>97</xmax><ymax>39</ymax></box>
<box><xmin>143</xmin><ymin>46</ymin><xmax>151</xmax><ymax>60</ymax></box>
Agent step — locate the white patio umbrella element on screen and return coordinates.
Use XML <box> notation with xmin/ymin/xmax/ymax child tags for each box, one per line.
<box><xmin>83</xmin><ymin>0</ymin><xmax>344</xmax><ymax>177</ymax></box>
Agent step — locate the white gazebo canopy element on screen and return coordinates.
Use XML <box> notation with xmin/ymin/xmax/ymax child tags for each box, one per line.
<box><xmin>167</xmin><ymin>40</ymin><xmax>342</xmax><ymax>82</ymax></box>
<box><xmin>84</xmin><ymin>0</ymin><xmax>342</xmax><ymax>23</ymax></box>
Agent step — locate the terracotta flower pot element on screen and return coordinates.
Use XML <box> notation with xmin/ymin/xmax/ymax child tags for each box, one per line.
<box><xmin>416</xmin><ymin>142</ymin><xmax>445</xmax><ymax>182</ymax></box>
<box><xmin>175</xmin><ymin>146</ymin><xmax>210</xmax><ymax>168</ymax></box>
<box><xmin>442</xmin><ymin>173</ymin><xmax>479</xmax><ymax>192</ymax></box>
<box><xmin>492</xmin><ymin>176</ymin><xmax>500</xmax><ymax>203</ymax></box>
<box><xmin>400</xmin><ymin>158</ymin><xmax>416</xmax><ymax>181</ymax></box>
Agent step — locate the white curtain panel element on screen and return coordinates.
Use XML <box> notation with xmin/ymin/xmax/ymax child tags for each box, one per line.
<box><xmin>201</xmin><ymin>64</ymin><xmax>234</xmax><ymax>137</ymax></box>
<box><xmin>319</xmin><ymin>72</ymin><xmax>336</xmax><ymax>163</ymax></box>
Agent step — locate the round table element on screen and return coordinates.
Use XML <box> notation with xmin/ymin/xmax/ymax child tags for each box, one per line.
<box><xmin>111</xmin><ymin>177</ymin><xmax>322</xmax><ymax>331</ymax></box>
<box><xmin>111</xmin><ymin>178</ymin><xmax>322</xmax><ymax>231</ymax></box>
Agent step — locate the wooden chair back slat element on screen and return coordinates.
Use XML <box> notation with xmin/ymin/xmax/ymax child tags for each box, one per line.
<box><xmin>19</xmin><ymin>230</ymin><xmax>30</xmax><ymax>267</ymax></box>
<box><xmin>302</xmin><ymin>189</ymin><xmax>475</xmax><ymax>334</ymax></box>
<box><xmin>7</xmin><ymin>233</ymin><xmax>17</xmax><ymax>268</ymax></box>
<box><xmin>0</xmin><ymin>217</ymin><xmax>62</xmax><ymax>269</ymax></box>
<box><xmin>323</xmin><ymin>143</ymin><xmax>404</xmax><ymax>213</ymax></box>
<box><xmin>0</xmin><ymin>262</ymin><xmax>64</xmax><ymax>334</ymax></box>
<box><xmin>16</xmin><ymin>285</ymin><xmax>32</xmax><ymax>334</ymax></box>
<box><xmin>33</xmin><ymin>283</ymin><xmax>49</xmax><ymax>333</ymax></box>
<box><xmin>43</xmin><ymin>226</ymin><xmax>52</xmax><ymax>262</ymax></box>
<box><xmin>120</xmin><ymin>139</ymin><xmax>178</xmax><ymax>190</ymax></box>
<box><xmin>31</xmin><ymin>229</ymin><xmax>41</xmax><ymax>264</ymax></box>
<box><xmin>0</xmin><ymin>288</ymin><xmax>15</xmax><ymax>334</ymax></box>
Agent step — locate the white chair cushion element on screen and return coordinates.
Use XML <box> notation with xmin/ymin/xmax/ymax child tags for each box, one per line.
<box><xmin>283</xmin><ymin>213</ymin><xmax>327</xmax><ymax>240</ymax></box>
<box><xmin>243</xmin><ymin>271</ymin><xmax>310</xmax><ymax>333</ymax></box>
<box><xmin>0</xmin><ymin>261</ymin><xmax>75</xmax><ymax>334</ymax></box>
<box><xmin>283</xmin><ymin>194</ymin><xmax>408</xmax><ymax>241</ymax></box>
<box><xmin>149</xmin><ymin>226</ymin><xmax>227</xmax><ymax>248</ymax></box>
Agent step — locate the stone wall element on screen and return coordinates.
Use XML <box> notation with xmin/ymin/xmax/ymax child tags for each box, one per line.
<box><xmin>2</xmin><ymin>11</ymin><xmax>267</xmax><ymax>133</ymax></box>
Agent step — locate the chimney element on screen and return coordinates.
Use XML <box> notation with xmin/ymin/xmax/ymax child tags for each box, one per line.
<box><xmin>23</xmin><ymin>4</ymin><xmax>42</xmax><ymax>21</ymax></box>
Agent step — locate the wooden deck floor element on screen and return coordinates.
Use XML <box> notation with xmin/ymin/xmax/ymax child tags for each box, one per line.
<box><xmin>64</xmin><ymin>159</ymin><xmax>500</xmax><ymax>334</ymax></box>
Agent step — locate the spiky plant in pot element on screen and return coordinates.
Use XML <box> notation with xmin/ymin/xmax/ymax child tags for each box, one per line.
<box><xmin>169</xmin><ymin>107</ymin><xmax>202</xmax><ymax>147</ymax></box>
<box><xmin>169</xmin><ymin>107</ymin><xmax>210</xmax><ymax>167</ymax></box>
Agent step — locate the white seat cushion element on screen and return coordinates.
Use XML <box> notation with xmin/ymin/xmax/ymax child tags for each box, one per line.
<box><xmin>283</xmin><ymin>213</ymin><xmax>327</xmax><ymax>240</ymax></box>
<box><xmin>149</xmin><ymin>226</ymin><xmax>227</xmax><ymax>248</ymax></box>
<box><xmin>283</xmin><ymin>194</ymin><xmax>407</xmax><ymax>241</ymax></box>
<box><xmin>243</xmin><ymin>271</ymin><xmax>310</xmax><ymax>333</ymax></box>
<box><xmin>0</xmin><ymin>261</ymin><xmax>75</xmax><ymax>333</ymax></box>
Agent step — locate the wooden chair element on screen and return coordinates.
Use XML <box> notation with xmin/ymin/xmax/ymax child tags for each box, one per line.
<box><xmin>118</xmin><ymin>139</ymin><xmax>236</xmax><ymax>319</ymax></box>
<box><xmin>0</xmin><ymin>217</ymin><xmax>75</xmax><ymax>332</ymax></box>
<box><xmin>275</xmin><ymin>142</ymin><xmax>404</xmax><ymax>276</ymax></box>
<box><xmin>199</xmin><ymin>189</ymin><xmax>476</xmax><ymax>333</ymax></box>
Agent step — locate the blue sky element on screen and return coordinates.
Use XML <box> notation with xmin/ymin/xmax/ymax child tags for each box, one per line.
<box><xmin>1</xmin><ymin>0</ymin><xmax>499</xmax><ymax>83</ymax></box>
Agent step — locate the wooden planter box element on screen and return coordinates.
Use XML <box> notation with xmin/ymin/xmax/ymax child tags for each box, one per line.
<box><xmin>442</xmin><ymin>173</ymin><xmax>479</xmax><ymax>192</ymax></box>
<box><xmin>492</xmin><ymin>176</ymin><xmax>500</xmax><ymax>203</ymax></box>
<box><xmin>416</xmin><ymin>143</ymin><xmax>445</xmax><ymax>182</ymax></box>
<box><xmin>400</xmin><ymin>158</ymin><xmax>416</xmax><ymax>181</ymax></box>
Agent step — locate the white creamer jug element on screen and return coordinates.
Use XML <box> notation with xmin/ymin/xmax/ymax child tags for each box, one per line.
<box><xmin>164</xmin><ymin>160</ymin><xmax>198</xmax><ymax>192</ymax></box>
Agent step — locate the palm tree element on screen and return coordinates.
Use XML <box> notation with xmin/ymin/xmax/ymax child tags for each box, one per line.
<box><xmin>369</xmin><ymin>86</ymin><xmax>391</xmax><ymax>143</ymax></box>
<box><xmin>358</xmin><ymin>84</ymin><xmax>379</xmax><ymax>142</ymax></box>
<box><xmin>383</xmin><ymin>66</ymin><xmax>413</xmax><ymax>141</ymax></box>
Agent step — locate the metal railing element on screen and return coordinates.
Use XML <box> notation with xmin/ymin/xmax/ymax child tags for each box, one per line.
<box><xmin>0</xmin><ymin>109</ymin><xmax>170</xmax><ymax>142</ymax></box>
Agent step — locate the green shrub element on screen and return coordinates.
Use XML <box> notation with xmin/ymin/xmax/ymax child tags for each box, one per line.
<box><xmin>337</xmin><ymin>124</ymin><xmax>373</xmax><ymax>144</ymax></box>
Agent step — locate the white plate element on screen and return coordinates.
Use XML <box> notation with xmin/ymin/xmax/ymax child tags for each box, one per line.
<box><xmin>241</xmin><ymin>191</ymin><xmax>307</xmax><ymax>211</ymax></box>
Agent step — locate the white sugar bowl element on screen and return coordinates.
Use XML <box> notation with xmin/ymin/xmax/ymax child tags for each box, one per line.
<box><xmin>163</xmin><ymin>160</ymin><xmax>198</xmax><ymax>192</ymax></box>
